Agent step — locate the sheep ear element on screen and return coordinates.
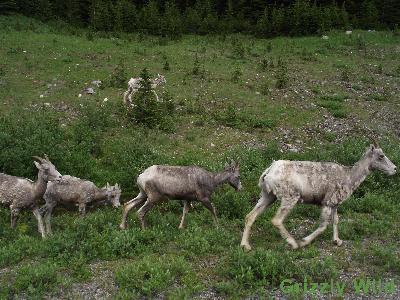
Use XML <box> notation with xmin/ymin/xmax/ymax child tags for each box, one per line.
<box><xmin>44</xmin><ymin>154</ymin><xmax>49</xmax><ymax>161</ymax></box>
<box><xmin>34</xmin><ymin>161</ymin><xmax>41</xmax><ymax>169</ymax></box>
<box><xmin>370</xmin><ymin>144</ymin><xmax>375</xmax><ymax>151</ymax></box>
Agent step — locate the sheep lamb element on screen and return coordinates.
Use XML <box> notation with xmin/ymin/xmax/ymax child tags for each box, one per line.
<box><xmin>41</xmin><ymin>175</ymin><xmax>121</xmax><ymax>236</ymax></box>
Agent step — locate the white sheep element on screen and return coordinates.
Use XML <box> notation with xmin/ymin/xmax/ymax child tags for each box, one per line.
<box><xmin>240</xmin><ymin>143</ymin><xmax>397</xmax><ymax>250</ymax></box>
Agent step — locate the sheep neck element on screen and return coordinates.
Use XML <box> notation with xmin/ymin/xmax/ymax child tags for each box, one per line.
<box><xmin>348</xmin><ymin>153</ymin><xmax>372</xmax><ymax>193</ymax></box>
<box><xmin>94</xmin><ymin>188</ymin><xmax>108</xmax><ymax>202</ymax></box>
<box><xmin>213</xmin><ymin>171</ymin><xmax>231</xmax><ymax>188</ymax></box>
<box><xmin>33</xmin><ymin>171</ymin><xmax>48</xmax><ymax>200</ymax></box>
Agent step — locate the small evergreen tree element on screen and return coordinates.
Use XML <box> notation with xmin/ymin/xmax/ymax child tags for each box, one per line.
<box><xmin>161</xmin><ymin>1</ymin><xmax>182</xmax><ymax>38</ymax></box>
<box><xmin>360</xmin><ymin>0</ymin><xmax>379</xmax><ymax>29</ymax></box>
<box><xmin>256</xmin><ymin>6</ymin><xmax>272</xmax><ymax>37</ymax></box>
<box><xmin>114</xmin><ymin>0</ymin><xmax>138</xmax><ymax>32</ymax></box>
<box><xmin>140</xmin><ymin>0</ymin><xmax>161</xmax><ymax>35</ymax></box>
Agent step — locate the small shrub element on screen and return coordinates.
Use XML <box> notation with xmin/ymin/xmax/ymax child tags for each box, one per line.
<box><xmin>163</xmin><ymin>60</ymin><xmax>170</xmax><ymax>71</ymax></box>
<box><xmin>115</xmin><ymin>254</ymin><xmax>197</xmax><ymax>297</ymax></box>
<box><xmin>109</xmin><ymin>60</ymin><xmax>127</xmax><ymax>88</ymax></box>
<box><xmin>192</xmin><ymin>54</ymin><xmax>201</xmax><ymax>75</ymax></box>
<box><xmin>231</xmin><ymin>67</ymin><xmax>242</xmax><ymax>83</ymax></box>
<box><xmin>86</xmin><ymin>30</ymin><xmax>94</xmax><ymax>41</ymax></box>
<box><xmin>275</xmin><ymin>58</ymin><xmax>289</xmax><ymax>89</ymax></box>
<box><xmin>394</xmin><ymin>65</ymin><xmax>400</xmax><ymax>77</ymax></box>
<box><xmin>259</xmin><ymin>57</ymin><xmax>269</xmax><ymax>71</ymax></box>
<box><xmin>316</xmin><ymin>94</ymin><xmax>349</xmax><ymax>118</ymax></box>
<box><xmin>223</xmin><ymin>248</ymin><xmax>299</xmax><ymax>288</ymax></box>
<box><xmin>340</xmin><ymin>66</ymin><xmax>351</xmax><ymax>82</ymax></box>
<box><xmin>260</xmin><ymin>81</ymin><xmax>270</xmax><ymax>95</ymax></box>
<box><xmin>13</xmin><ymin>261</ymin><xmax>65</xmax><ymax>297</ymax></box>
<box><xmin>231</xmin><ymin>38</ymin><xmax>245</xmax><ymax>59</ymax></box>
<box><xmin>266</xmin><ymin>42</ymin><xmax>272</xmax><ymax>53</ymax></box>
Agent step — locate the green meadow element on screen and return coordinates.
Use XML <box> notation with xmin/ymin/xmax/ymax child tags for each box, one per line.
<box><xmin>0</xmin><ymin>16</ymin><xmax>399</xmax><ymax>298</ymax></box>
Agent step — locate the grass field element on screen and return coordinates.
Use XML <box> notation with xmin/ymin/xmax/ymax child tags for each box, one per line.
<box><xmin>0</xmin><ymin>15</ymin><xmax>399</xmax><ymax>299</ymax></box>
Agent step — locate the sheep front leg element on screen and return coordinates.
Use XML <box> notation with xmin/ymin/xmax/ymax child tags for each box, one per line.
<box><xmin>332</xmin><ymin>207</ymin><xmax>342</xmax><ymax>246</ymax></box>
<box><xmin>10</xmin><ymin>206</ymin><xmax>20</xmax><ymax>229</ymax></box>
<box><xmin>78</xmin><ymin>203</ymin><xmax>86</xmax><ymax>216</ymax></box>
<box><xmin>119</xmin><ymin>192</ymin><xmax>147</xmax><ymax>230</ymax></box>
<box><xmin>271</xmin><ymin>197</ymin><xmax>299</xmax><ymax>249</ymax></box>
<box><xmin>241</xmin><ymin>192</ymin><xmax>275</xmax><ymax>251</ymax></box>
<box><xmin>42</xmin><ymin>202</ymin><xmax>56</xmax><ymax>235</ymax></box>
<box><xmin>32</xmin><ymin>208</ymin><xmax>46</xmax><ymax>238</ymax></box>
<box><xmin>178</xmin><ymin>201</ymin><xmax>190</xmax><ymax>229</ymax></box>
<box><xmin>298</xmin><ymin>206</ymin><xmax>332</xmax><ymax>248</ymax></box>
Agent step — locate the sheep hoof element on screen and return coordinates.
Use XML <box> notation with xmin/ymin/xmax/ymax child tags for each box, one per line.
<box><xmin>334</xmin><ymin>239</ymin><xmax>343</xmax><ymax>246</ymax></box>
<box><xmin>240</xmin><ymin>243</ymin><xmax>252</xmax><ymax>252</ymax></box>
<box><xmin>119</xmin><ymin>223</ymin><xmax>126</xmax><ymax>230</ymax></box>
<box><xmin>296</xmin><ymin>240</ymin><xmax>307</xmax><ymax>248</ymax></box>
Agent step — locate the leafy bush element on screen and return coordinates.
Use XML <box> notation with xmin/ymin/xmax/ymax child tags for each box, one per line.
<box><xmin>231</xmin><ymin>67</ymin><xmax>242</xmax><ymax>83</ymax></box>
<box><xmin>108</xmin><ymin>60</ymin><xmax>127</xmax><ymax>88</ymax></box>
<box><xmin>115</xmin><ymin>254</ymin><xmax>198</xmax><ymax>297</ymax></box>
<box><xmin>275</xmin><ymin>58</ymin><xmax>289</xmax><ymax>89</ymax></box>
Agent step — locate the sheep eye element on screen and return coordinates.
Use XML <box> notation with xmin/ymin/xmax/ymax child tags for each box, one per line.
<box><xmin>379</xmin><ymin>155</ymin><xmax>384</xmax><ymax>160</ymax></box>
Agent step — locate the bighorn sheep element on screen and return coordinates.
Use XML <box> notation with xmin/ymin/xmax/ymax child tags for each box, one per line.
<box><xmin>119</xmin><ymin>161</ymin><xmax>241</xmax><ymax>230</ymax></box>
<box><xmin>0</xmin><ymin>156</ymin><xmax>62</xmax><ymax>238</ymax></box>
<box><xmin>40</xmin><ymin>175</ymin><xmax>121</xmax><ymax>235</ymax></box>
<box><xmin>123</xmin><ymin>74</ymin><xmax>166</xmax><ymax>105</ymax></box>
<box><xmin>240</xmin><ymin>143</ymin><xmax>397</xmax><ymax>250</ymax></box>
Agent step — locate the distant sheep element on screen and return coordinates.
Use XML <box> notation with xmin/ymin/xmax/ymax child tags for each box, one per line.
<box><xmin>123</xmin><ymin>74</ymin><xmax>166</xmax><ymax>106</ymax></box>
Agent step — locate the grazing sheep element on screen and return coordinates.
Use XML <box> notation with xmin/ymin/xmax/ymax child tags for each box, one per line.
<box><xmin>40</xmin><ymin>175</ymin><xmax>121</xmax><ymax>235</ymax></box>
<box><xmin>240</xmin><ymin>143</ymin><xmax>397</xmax><ymax>250</ymax></box>
<box><xmin>120</xmin><ymin>161</ymin><xmax>241</xmax><ymax>230</ymax></box>
<box><xmin>123</xmin><ymin>74</ymin><xmax>166</xmax><ymax>105</ymax></box>
<box><xmin>0</xmin><ymin>156</ymin><xmax>62</xmax><ymax>238</ymax></box>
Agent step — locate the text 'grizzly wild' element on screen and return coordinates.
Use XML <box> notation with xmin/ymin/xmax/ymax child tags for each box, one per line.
<box><xmin>240</xmin><ymin>143</ymin><xmax>397</xmax><ymax>250</ymax></box>
<box><xmin>120</xmin><ymin>161</ymin><xmax>241</xmax><ymax>230</ymax></box>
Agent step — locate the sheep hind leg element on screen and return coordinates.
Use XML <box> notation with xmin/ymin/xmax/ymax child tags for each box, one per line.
<box><xmin>240</xmin><ymin>192</ymin><xmax>276</xmax><ymax>251</ymax></box>
<box><xmin>178</xmin><ymin>201</ymin><xmax>190</xmax><ymax>229</ymax></box>
<box><xmin>298</xmin><ymin>206</ymin><xmax>332</xmax><ymax>248</ymax></box>
<box><xmin>332</xmin><ymin>208</ymin><xmax>342</xmax><ymax>246</ymax></box>
<box><xmin>119</xmin><ymin>191</ymin><xmax>147</xmax><ymax>230</ymax></box>
<box><xmin>200</xmin><ymin>198</ymin><xmax>218</xmax><ymax>227</ymax></box>
<box><xmin>32</xmin><ymin>208</ymin><xmax>46</xmax><ymax>238</ymax></box>
<box><xmin>271</xmin><ymin>196</ymin><xmax>299</xmax><ymax>249</ymax></box>
<box><xmin>137</xmin><ymin>199</ymin><xmax>156</xmax><ymax>230</ymax></box>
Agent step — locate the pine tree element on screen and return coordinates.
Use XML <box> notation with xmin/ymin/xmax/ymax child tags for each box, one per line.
<box><xmin>114</xmin><ymin>0</ymin><xmax>138</xmax><ymax>32</ymax></box>
<box><xmin>0</xmin><ymin>0</ymin><xmax>17</xmax><ymax>14</ymax></box>
<box><xmin>161</xmin><ymin>1</ymin><xmax>182</xmax><ymax>38</ymax></box>
<box><xmin>360</xmin><ymin>0</ymin><xmax>379</xmax><ymax>29</ymax></box>
<box><xmin>140</xmin><ymin>0</ymin><xmax>161</xmax><ymax>35</ymax></box>
<box><xmin>256</xmin><ymin>6</ymin><xmax>272</xmax><ymax>37</ymax></box>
